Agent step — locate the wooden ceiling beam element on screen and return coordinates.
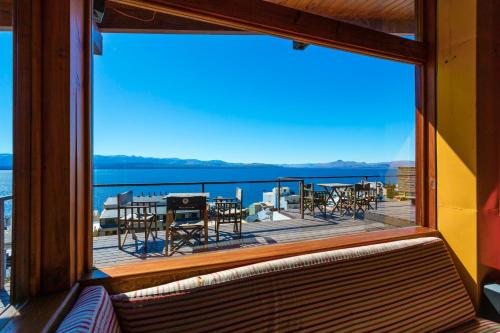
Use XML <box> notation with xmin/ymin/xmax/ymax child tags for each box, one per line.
<box><xmin>0</xmin><ymin>0</ymin><xmax>11</xmax><ymax>31</ymax></box>
<box><xmin>1</xmin><ymin>0</ymin><xmax>415</xmax><ymax>35</ymax></box>
<box><xmin>100</xmin><ymin>3</ymin><xmax>243</xmax><ymax>34</ymax></box>
<box><xmin>110</xmin><ymin>0</ymin><xmax>426</xmax><ymax>64</ymax></box>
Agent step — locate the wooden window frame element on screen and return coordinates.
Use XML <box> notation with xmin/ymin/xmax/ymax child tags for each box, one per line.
<box><xmin>10</xmin><ymin>0</ymin><xmax>437</xmax><ymax>303</ymax></box>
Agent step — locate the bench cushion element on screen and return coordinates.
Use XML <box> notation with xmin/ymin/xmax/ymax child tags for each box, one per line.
<box><xmin>57</xmin><ymin>286</ymin><xmax>121</xmax><ymax>333</ymax></box>
<box><xmin>111</xmin><ymin>237</ymin><xmax>483</xmax><ymax>333</ymax></box>
<box><xmin>446</xmin><ymin>318</ymin><xmax>500</xmax><ymax>332</ymax></box>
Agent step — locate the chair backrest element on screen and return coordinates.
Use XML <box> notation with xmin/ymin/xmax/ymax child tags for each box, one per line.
<box><xmin>355</xmin><ymin>183</ymin><xmax>370</xmax><ymax>192</ymax></box>
<box><xmin>117</xmin><ymin>190</ymin><xmax>133</xmax><ymax>208</ymax></box>
<box><xmin>303</xmin><ymin>183</ymin><xmax>314</xmax><ymax>198</ymax></box>
<box><xmin>166</xmin><ymin>195</ymin><xmax>206</xmax><ymax>211</ymax></box>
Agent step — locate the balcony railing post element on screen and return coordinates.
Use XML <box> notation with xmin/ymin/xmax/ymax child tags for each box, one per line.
<box><xmin>300</xmin><ymin>180</ymin><xmax>305</xmax><ymax>219</ymax></box>
<box><xmin>277</xmin><ymin>178</ymin><xmax>281</xmax><ymax>212</ymax></box>
<box><xmin>201</xmin><ymin>183</ymin><xmax>205</xmax><ymax>193</ymax></box>
<box><xmin>0</xmin><ymin>199</ymin><xmax>4</xmax><ymax>290</ymax></box>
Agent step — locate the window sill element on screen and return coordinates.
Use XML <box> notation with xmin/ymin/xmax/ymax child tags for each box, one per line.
<box><xmin>83</xmin><ymin>226</ymin><xmax>438</xmax><ymax>294</ymax></box>
<box><xmin>0</xmin><ymin>283</ymin><xmax>80</xmax><ymax>333</ymax></box>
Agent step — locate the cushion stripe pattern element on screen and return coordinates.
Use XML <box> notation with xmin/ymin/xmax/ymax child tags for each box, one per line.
<box><xmin>446</xmin><ymin>318</ymin><xmax>500</xmax><ymax>332</ymax></box>
<box><xmin>57</xmin><ymin>286</ymin><xmax>121</xmax><ymax>333</ymax></box>
<box><xmin>111</xmin><ymin>237</ymin><xmax>477</xmax><ymax>333</ymax></box>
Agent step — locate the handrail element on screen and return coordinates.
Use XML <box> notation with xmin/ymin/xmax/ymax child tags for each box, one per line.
<box><xmin>92</xmin><ymin>174</ymin><xmax>407</xmax><ymax>188</ymax></box>
<box><xmin>92</xmin><ymin>174</ymin><xmax>412</xmax><ymax>220</ymax></box>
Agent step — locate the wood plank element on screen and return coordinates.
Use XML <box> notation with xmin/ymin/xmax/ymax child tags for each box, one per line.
<box><xmin>92</xmin><ymin>216</ymin><xmax>400</xmax><ymax>268</ymax></box>
<box><xmin>100</xmin><ymin>2</ymin><xmax>243</xmax><ymax>34</ymax></box>
<box><xmin>0</xmin><ymin>0</ymin><xmax>10</xmax><ymax>30</ymax></box>
<box><xmin>13</xmin><ymin>0</ymin><xmax>92</xmax><ymax>298</ymax></box>
<box><xmin>111</xmin><ymin>0</ymin><xmax>426</xmax><ymax>64</ymax></box>
<box><xmin>84</xmin><ymin>226</ymin><xmax>438</xmax><ymax>293</ymax></box>
<box><xmin>415</xmin><ymin>0</ymin><xmax>436</xmax><ymax>229</ymax></box>
<box><xmin>12</xmin><ymin>0</ymin><xmax>42</xmax><ymax>304</ymax></box>
<box><xmin>266</xmin><ymin>0</ymin><xmax>415</xmax><ymax>21</ymax></box>
<box><xmin>1</xmin><ymin>283</ymin><xmax>80</xmax><ymax>333</ymax></box>
<box><xmin>477</xmin><ymin>0</ymin><xmax>500</xmax><ymax>270</ymax></box>
<box><xmin>0</xmin><ymin>0</ymin><xmax>416</xmax><ymax>35</ymax></box>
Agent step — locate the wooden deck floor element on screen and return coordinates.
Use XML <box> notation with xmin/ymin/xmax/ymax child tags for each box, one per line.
<box><xmin>93</xmin><ymin>201</ymin><xmax>415</xmax><ymax>268</ymax></box>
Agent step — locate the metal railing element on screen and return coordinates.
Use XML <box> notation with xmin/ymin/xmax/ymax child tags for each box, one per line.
<box><xmin>0</xmin><ymin>196</ymin><xmax>12</xmax><ymax>290</ymax></box>
<box><xmin>93</xmin><ymin>174</ymin><xmax>407</xmax><ymax>219</ymax></box>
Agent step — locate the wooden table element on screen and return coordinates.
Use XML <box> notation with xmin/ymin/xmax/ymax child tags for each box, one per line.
<box><xmin>317</xmin><ymin>183</ymin><xmax>354</xmax><ymax>213</ymax></box>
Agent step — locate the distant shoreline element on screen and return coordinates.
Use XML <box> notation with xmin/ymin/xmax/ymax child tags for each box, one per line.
<box><xmin>0</xmin><ymin>166</ymin><xmax>405</xmax><ymax>171</ymax></box>
<box><xmin>0</xmin><ymin>153</ymin><xmax>415</xmax><ymax>170</ymax></box>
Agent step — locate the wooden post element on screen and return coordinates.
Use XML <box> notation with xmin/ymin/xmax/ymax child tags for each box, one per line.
<box><xmin>13</xmin><ymin>0</ymin><xmax>92</xmax><ymax>298</ymax></box>
<box><xmin>277</xmin><ymin>179</ymin><xmax>281</xmax><ymax>212</ymax></box>
<box><xmin>300</xmin><ymin>180</ymin><xmax>305</xmax><ymax>219</ymax></box>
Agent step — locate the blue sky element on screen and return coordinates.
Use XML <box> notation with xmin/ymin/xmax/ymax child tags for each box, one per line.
<box><xmin>1</xmin><ymin>32</ymin><xmax>415</xmax><ymax>164</ymax></box>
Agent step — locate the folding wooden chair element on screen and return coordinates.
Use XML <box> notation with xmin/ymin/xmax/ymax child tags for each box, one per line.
<box><xmin>303</xmin><ymin>184</ymin><xmax>328</xmax><ymax>218</ymax></box>
<box><xmin>165</xmin><ymin>195</ymin><xmax>208</xmax><ymax>256</ymax></box>
<box><xmin>116</xmin><ymin>191</ymin><xmax>158</xmax><ymax>252</ymax></box>
<box><xmin>353</xmin><ymin>183</ymin><xmax>372</xmax><ymax>218</ymax></box>
<box><xmin>214</xmin><ymin>187</ymin><xmax>244</xmax><ymax>242</ymax></box>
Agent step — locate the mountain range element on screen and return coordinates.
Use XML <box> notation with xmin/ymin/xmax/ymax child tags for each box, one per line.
<box><xmin>0</xmin><ymin>154</ymin><xmax>414</xmax><ymax>170</ymax></box>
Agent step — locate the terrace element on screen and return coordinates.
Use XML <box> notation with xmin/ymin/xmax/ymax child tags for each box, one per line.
<box><xmin>92</xmin><ymin>175</ymin><xmax>416</xmax><ymax>268</ymax></box>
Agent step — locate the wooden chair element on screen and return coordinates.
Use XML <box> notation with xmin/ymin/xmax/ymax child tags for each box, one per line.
<box><xmin>367</xmin><ymin>183</ymin><xmax>379</xmax><ymax>210</ymax></box>
<box><xmin>353</xmin><ymin>183</ymin><xmax>372</xmax><ymax>218</ymax></box>
<box><xmin>214</xmin><ymin>187</ymin><xmax>244</xmax><ymax>242</ymax></box>
<box><xmin>166</xmin><ymin>195</ymin><xmax>208</xmax><ymax>256</ymax></box>
<box><xmin>116</xmin><ymin>191</ymin><xmax>158</xmax><ymax>252</ymax></box>
<box><xmin>303</xmin><ymin>184</ymin><xmax>328</xmax><ymax>218</ymax></box>
<box><xmin>338</xmin><ymin>187</ymin><xmax>355</xmax><ymax>217</ymax></box>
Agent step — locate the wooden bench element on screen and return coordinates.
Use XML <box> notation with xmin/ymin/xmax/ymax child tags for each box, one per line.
<box><xmin>57</xmin><ymin>237</ymin><xmax>500</xmax><ymax>332</ymax></box>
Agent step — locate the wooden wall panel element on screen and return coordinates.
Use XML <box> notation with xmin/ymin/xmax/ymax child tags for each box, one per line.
<box><xmin>477</xmin><ymin>0</ymin><xmax>500</xmax><ymax>271</ymax></box>
<box><xmin>12</xmin><ymin>0</ymin><xmax>42</xmax><ymax>303</ymax></box>
<box><xmin>13</xmin><ymin>0</ymin><xmax>92</xmax><ymax>299</ymax></box>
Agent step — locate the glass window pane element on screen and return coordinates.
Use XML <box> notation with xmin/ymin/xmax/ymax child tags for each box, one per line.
<box><xmin>0</xmin><ymin>31</ymin><xmax>13</xmax><ymax>311</ymax></box>
<box><xmin>92</xmin><ymin>33</ymin><xmax>416</xmax><ymax>268</ymax></box>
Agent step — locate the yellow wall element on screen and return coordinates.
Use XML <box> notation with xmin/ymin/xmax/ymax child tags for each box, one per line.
<box><xmin>437</xmin><ymin>0</ymin><xmax>482</xmax><ymax>304</ymax></box>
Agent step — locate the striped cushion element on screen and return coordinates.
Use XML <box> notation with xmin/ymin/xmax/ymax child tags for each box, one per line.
<box><xmin>446</xmin><ymin>318</ymin><xmax>500</xmax><ymax>332</ymax></box>
<box><xmin>111</xmin><ymin>237</ymin><xmax>478</xmax><ymax>333</ymax></box>
<box><xmin>57</xmin><ymin>286</ymin><xmax>121</xmax><ymax>333</ymax></box>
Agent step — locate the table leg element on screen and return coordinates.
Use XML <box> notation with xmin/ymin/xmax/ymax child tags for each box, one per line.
<box><xmin>332</xmin><ymin>188</ymin><xmax>342</xmax><ymax>213</ymax></box>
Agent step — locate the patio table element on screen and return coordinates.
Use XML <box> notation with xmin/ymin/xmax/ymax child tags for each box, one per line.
<box><xmin>317</xmin><ymin>183</ymin><xmax>355</xmax><ymax>214</ymax></box>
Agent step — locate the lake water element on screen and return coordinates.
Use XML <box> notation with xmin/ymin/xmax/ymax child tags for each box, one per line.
<box><xmin>0</xmin><ymin>167</ymin><xmax>398</xmax><ymax>215</ymax></box>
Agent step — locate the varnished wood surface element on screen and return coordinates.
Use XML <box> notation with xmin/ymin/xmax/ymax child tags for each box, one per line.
<box><xmin>0</xmin><ymin>0</ymin><xmax>10</xmax><ymax>30</ymax></box>
<box><xmin>112</xmin><ymin>0</ymin><xmax>426</xmax><ymax>64</ymax></box>
<box><xmin>13</xmin><ymin>0</ymin><xmax>42</xmax><ymax>304</ymax></box>
<box><xmin>85</xmin><ymin>226</ymin><xmax>437</xmax><ymax>294</ymax></box>
<box><xmin>0</xmin><ymin>0</ymin><xmax>416</xmax><ymax>34</ymax></box>
<box><xmin>13</xmin><ymin>0</ymin><xmax>92</xmax><ymax>299</ymax></box>
<box><xmin>1</xmin><ymin>283</ymin><xmax>80</xmax><ymax>333</ymax></box>
<box><xmin>101</xmin><ymin>2</ymin><xmax>243</xmax><ymax>34</ymax></box>
<box><xmin>266</xmin><ymin>0</ymin><xmax>415</xmax><ymax>20</ymax></box>
<box><xmin>93</xmin><ymin>211</ymin><xmax>408</xmax><ymax>267</ymax></box>
<box><xmin>477</xmin><ymin>0</ymin><xmax>500</xmax><ymax>270</ymax></box>
<box><xmin>415</xmin><ymin>0</ymin><xmax>436</xmax><ymax>229</ymax></box>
